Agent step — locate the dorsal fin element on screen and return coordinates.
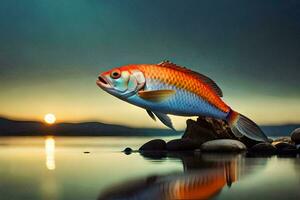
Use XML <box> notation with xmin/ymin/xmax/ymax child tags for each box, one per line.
<box><xmin>157</xmin><ymin>60</ymin><xmax>223</xmax><ymax>97</ymax></box>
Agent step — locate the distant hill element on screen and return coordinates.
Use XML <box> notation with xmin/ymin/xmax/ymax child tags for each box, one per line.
<box><xmin>0</xmin><ymin>117</ymin><xmax>179</xmax><ymax>136</ymax></box>
<box><xmin>0</xmin><ymin>117</ymin><xmax>298</xmax><ymax>137</ymax></box>
<box><xmin>261</xmin><ymin>124</ymin><xmax>299</xmax><ymax>137</ymax></box>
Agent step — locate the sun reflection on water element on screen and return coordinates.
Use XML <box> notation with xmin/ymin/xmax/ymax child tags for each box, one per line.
<box><xmin>45</xmin><ymin>136</ymin><xmax>56</xmax><ymax>170</ymax></box>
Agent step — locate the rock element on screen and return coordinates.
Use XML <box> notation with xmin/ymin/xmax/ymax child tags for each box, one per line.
<box><xmin>123</xmin><ymin>147</ymin><xmax>132</xmax><ymax>155</ymax></box>
<box><xmin>194</xmin><ymin>149</ymin><xmax>201</xmax><ymax>154</ymax></box>
<box><xmin>291</xmin><ymin>128</ymin><xmax>300</xmax><ymax>144</ymax></box>
<box><xmin>274</xmin><ymin>142</ymin><xmax>297</xmax><ymax>155</ymax></box>
<box><xmin>83</xmin><ymin>151</ymin><xmax>90</xmax><ymax>154</ymax></box>
<box><xmin>297</xmin><ymin>144</ymin><xmax>300</xmax><ymax>153</ymax></box>
<box><xmin>278</xmin><ymin>149</ymin><xmax>298</xmax><ymax>156</ymax></box>
<box><xmin>183</xmin><ymin>117</ymin><xmax>261</xmax><ymax>148</ymax></box>
<box><xmin>166</xmin><ymin>139</ymin><xmax>199</xmax><ymax>151</ymax></box>
<box><xmin>182</xmin><ymin>119</ymin><xmax>219</xmax><ymax>145</ymax></box>
<box><xmin>249</xmin><ymin>143</ymin><xmax>277</xmax><ymax>155</ymax></box>
<box><xmin>238</xmin><ymin>137</ymin><xmax>262</xmax><ymax>148</ymax></box>
<box><xmin>272</xmin><ymin>137</ymin><xmax>292</xmax><ymax>146</ymax></box>
<box><xmin>140</xmin><ymin>151</ymin><xmax>167</xmax><ymax>159</ymax></box>
<box><xmin>201</xmin><ymin>139</ymin><xmax>247</xmax><ymax>152</ymax></box>
<box><xmin>274</xmin><ymin>142</ymin><xmax>296</xmax><ymax>150</ymax></box>
<box><xmin>139</xmin><ymin>139</ymin><xmax>166</xmax><ymax>151</ymax></box>
<box><xmin>267</xmin><ymin>138</ymin><xmax>274</xmax><ymax>143</ymax></box>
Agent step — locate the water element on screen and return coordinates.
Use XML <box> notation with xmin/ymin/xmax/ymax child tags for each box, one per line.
<box><xmin>0</xmin><ymin>136</ymin><xmax>299</xmax><ymax>200</ymax></box>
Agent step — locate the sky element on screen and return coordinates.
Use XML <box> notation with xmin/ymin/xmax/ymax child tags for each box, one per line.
<box><xmin>0</xmin><ymin>0</ymin><xmax>299</xmax><ymax>129</ymax></box>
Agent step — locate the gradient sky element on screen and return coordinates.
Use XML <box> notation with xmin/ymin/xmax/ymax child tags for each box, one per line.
<box><xmin>0</xmin><ymin>0</ymin><xmax>299</xmax><ymax>129</ymax></box>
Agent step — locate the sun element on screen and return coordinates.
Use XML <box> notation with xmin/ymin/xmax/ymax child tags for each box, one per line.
<box><xmin>44</xmin><ymin>113</ymin><xmax>56</xmax><ymax>124</ymax></box>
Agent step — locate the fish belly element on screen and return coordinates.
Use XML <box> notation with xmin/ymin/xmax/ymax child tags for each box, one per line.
<box><xmin>127</xmin><ymin>80</ymin><xmax>228</xmax><ymax>120</ymax></box>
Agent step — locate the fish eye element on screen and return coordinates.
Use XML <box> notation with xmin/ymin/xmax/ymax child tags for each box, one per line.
<box><xmin>110</xmin><ymin>69</ymin><xmax>121</xmax><ymax>79</ymax></box>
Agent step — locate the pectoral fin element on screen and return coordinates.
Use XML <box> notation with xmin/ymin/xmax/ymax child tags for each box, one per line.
<box><xmin>138</xmin><ymin>90</ymin><xmax>176</xmax><ymax>102</ymax></box>
<box><xmin>146</xmin><ymin>110</ymin><xmax>156</xmax><ymax>121</ymax></box>
<box><xmin>153</xmin><ymin>112</ymin><xmax>175</xmax><ymax>130</ymax></box>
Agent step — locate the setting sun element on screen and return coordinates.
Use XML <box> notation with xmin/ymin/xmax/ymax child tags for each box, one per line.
<box><xmin>44</xmin><ymin>113</ymin><xmax>56</xmax><ymax>124</ymax></box>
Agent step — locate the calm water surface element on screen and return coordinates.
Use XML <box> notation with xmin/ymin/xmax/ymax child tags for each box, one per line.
<box><xmin>0</xmin><ymin>136</ymin><xmax>299</xmax><ymax>200</ymax></box>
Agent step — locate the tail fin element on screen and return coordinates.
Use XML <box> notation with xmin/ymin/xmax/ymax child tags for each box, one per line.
<box><xmin>226</xmin><ymin>109</ymin><xmax>269</xmax><ymax>142</ymax></box>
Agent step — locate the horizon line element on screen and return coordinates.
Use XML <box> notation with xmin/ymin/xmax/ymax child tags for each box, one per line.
<box><xmin>1</xmin><ymin>115</ymin><xmax>299</xmax><ymax>128</ymax></box>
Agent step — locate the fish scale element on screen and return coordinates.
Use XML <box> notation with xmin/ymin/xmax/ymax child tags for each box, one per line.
<box><xmin>127</xmin><ymin>77</ymin><xmax>227</xmax><ymax>119</ymax></box>
<box><xmin>139</xmin><ymin>64</ymin><xmax>230</xmax><ymax>114</ymax></box>
<box><xmin>136</xmin><ymin>65</ymin><xmax>229</xmax><ymax>119</ymax></box>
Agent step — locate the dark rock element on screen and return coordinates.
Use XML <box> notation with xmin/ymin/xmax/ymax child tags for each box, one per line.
<box><xmin>267</xmin><ymin>138</ymin><xmax>274</xmax><ymax>143</ymax></box>
<box><xmin>182</xmin><ymin>119</ymin><xmax>218</xmax><ymax>145</ymax></box>
<box><xmin>203</xmin><ymin>117</ymin><xmax>234</xmax><ymax>137</ymax></box>
<box><xmin>194</xmin><ymin>149</ymin><xmax>201</xmax><ymax>154</ymax></box>
<box><xmin>166</xmin><ymin>139</ymin><xmax>199</xmax><ymax>151</ymax></box>
<box><xmin>291</xmin><ymin>128</ymin><xmax>300</xmax><ymax>144</ymax></box>
<box><xmin>139</xmin><ymin>139</ymin><xmax>166</xmax><ymax>151</ymax></box>
<box><xmin>140</xmin><ymin>151</ymin><xmax>167</xmax><ymax>159</ymax></box>
<box><xmin>274</xmin><ymin>142</ymin><xmax>296</xmax><ymax>150</ymax></box>
<box><xmin>201</xmin><ymin>139</ymin><xmax>246</xmax><ymax>152</ymax></box>
<box><xmin>237</xmin><ymin>137</ymin><xmax>261</xmax><ymax>148</ymax></box>
<box><xmin>272</xmin><ymin>137</ymin><xmax>292</xmax><ymax>145</ymax></box>
<box><xmin>83</xmin><ymin>151</ymin><xmax>90</xmax><ymax>154</ymax></box>
<box><xmin>274</xmin><ymin>142</ymin><xmax>297</xmax><ymax>155</ymax></box>
<box><xmin>277</xmin><ymin>149</ymin><xmax>298</xmax><ymax>156</ymax></box>
<box><xmin>249</xmin><ymin>143</ymin><xmax>277</xmax><ymax>155</ymax></box>
<box><xmin>183</xmin><ymin>116</ymin><xmax>261</xmax><ymax>148</ymax></box>
<box><xmin>123</xmin><ymin>147</ymin><xmax>132</xmax><ymax>155</ymax></box>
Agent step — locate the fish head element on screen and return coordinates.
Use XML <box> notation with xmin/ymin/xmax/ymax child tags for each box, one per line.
<box><xmin>96</xmin><ymin>65</ymin><xmax>145</xmax><ymax>98</ymax></box>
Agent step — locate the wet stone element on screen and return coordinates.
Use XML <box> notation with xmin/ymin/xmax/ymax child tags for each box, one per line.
<box><xmin>274</xmin><ymin>142</ymin><xmax>296</xmax><ymax>150</ymax></box>
<box><xmin>139</xmin><ymin>139</ymin><xmax>166</xmax><ymax>151</ymax></box>
<box><xmin>201</xmin><ymin>139</ymin><xmax>246</xmax><ymax>152</ymax></box>
<box><xmin>291</xmin><ymin>128</ymin><xmax>300</xmax><ymax>144</ymax></box>
<box><xmin>297</xmin><ymin>144</ymin><xmax>300</xmax><ymax>153</ymax></box>
<box><xmin>123</xmin><ymin>147</ymin><xmax>133</xmax><ymax>155</ymax></box>
<box><xmin>272</xmin><ymin>137</ymin><xmax>292</xmax><ymax>145</ymax></box>
<box><xmin>140</xmin><ymin>151</ymin><xmax>167</xmax><ymax>159</ymax></box>
<box><xmin>274</xmin><ymin>142</ymin><xmax>297</xmax><ymax>155</ymax></box>
<box><xmin>166</xmin><ymin>139</ymin><xmax>199</xmax><ymax>151</ymax></box>
<box><xmin>194</xmin><ymin>149</ymin><xmax>201</xmax><ymax>154</ymax></box>
<box><xmin>249</xmin><ymin>143</ymin><xmax>277</xmax><ymax>155</ymax></box>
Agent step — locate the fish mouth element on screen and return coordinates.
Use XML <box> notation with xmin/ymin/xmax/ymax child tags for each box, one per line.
<box><xmin>96</xmin><ymin>75</ymin><xmax>112</xmax><ymax>89</ymax></box>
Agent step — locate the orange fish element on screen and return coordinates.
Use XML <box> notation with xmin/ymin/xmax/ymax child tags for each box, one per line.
<box><xmin>97</xmin><ymin>61</ymin><xmax>268</xmax><ymax>142</ymax></box>
<box><xmin>98</xmin><ymin>158</ymin><xmax>238</xmax><ymax>200</ymax></box>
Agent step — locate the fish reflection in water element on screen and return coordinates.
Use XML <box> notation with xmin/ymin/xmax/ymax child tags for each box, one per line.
<box><xmin>98</xmin><ymin>153</ymin><xmax>242</xmax><ymax>200</ymax></box>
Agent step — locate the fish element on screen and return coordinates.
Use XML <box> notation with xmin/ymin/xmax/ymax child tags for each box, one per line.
<box><xmin>97</xmin><ymin>156</ymin><xmax>239</xmax><ymax>200</ymax></box>
<box><xmin>96</xmin><ymin>61</ymin><xmax>268</xmax><ymax>142</ymax></box>
<box><xmin>98</xmin><ymin>168</ymin><xmax>232</xmax><ymax>200</ymax></box>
